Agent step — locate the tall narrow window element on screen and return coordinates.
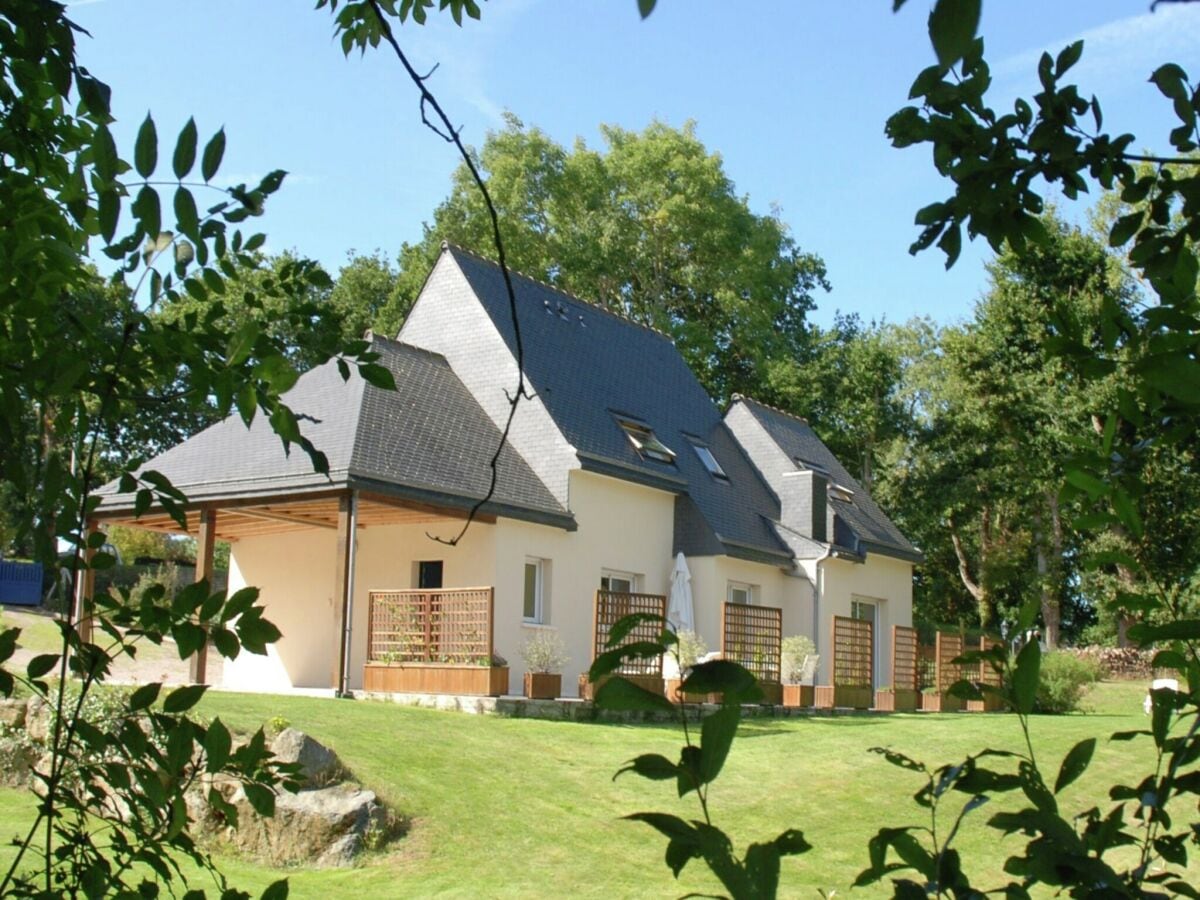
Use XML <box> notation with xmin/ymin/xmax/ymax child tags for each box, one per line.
<box><xmin>417</xmin><ymin>560</ymin><xmax>443</xmax><ymax>590</ymax></box>
<box><xmin>524</xmin><ymin>558</ymin><xmax>545</xmax><ymax>623</ymax></box>
<box><xmin>690</xmin><ymin>441</ymin><xmax>727</xmax><ymax>480</ymax></box>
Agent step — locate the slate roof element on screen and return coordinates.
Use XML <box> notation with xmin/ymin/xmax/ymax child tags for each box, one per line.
<box><xmin>446</xmin><ymin>246</ymin><xmax>793</xmax><ymax>565</ymax></box>
<box><xmin>730</xmin><ymin>396</ymin><xmax>922</xmax><ymax>563</ymax></box>
<box><xmin>98</xmin><ymin>336</ymin><xmax>572</xmax><ymax>528</ymax></box>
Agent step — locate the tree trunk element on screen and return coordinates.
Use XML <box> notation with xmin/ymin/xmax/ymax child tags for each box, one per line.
<box><xmin>949</xmin><ymin>511</ymin><xmax>990</xmax><ymax>625</ymax></box>
<box><xmin>1035</xmin><ymin>494</ymin><xmax>1061</xmax><ymax>650</ymax></box>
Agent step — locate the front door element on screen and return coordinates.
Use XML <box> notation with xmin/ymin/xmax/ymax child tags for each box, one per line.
<box><xmin>850</xmin><ymin>599</ymin><xmax>878</xmax><ymax>690</ymax></box>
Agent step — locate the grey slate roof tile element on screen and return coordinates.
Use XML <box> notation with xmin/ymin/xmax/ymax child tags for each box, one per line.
<box><xmin>733</xmin><ymin>396</ymin><xmax>922</xmax><ymax>563</ymax></box>
<box><xmin>99</xmin><ymin>336</ymin><xmax>570</xmax><ymax>525</ymax></box>
<box><xmin>446</xmin><ymin>246</ymin><xmax>792</xmax><ymax>564</ymax></box>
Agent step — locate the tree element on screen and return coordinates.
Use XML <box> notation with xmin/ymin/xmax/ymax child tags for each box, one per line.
<box><xmin>0</xmin><ymin>1</ymin><xmax>394</xmax><ymax>895</ymax></box>
<box><xmin>393</xmin><ymin>115</ymin><xmax>830</xmax><ymax>403</ymax></box>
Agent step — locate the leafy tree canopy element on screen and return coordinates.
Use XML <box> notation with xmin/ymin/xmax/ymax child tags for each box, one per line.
<box><xmin>394</xmin><ymin>114</ymin><xmax>830</xmax><ymax>403</ymax></box>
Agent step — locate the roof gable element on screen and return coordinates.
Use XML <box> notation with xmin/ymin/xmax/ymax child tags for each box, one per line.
<box><xmin>446</xmin><ymin>246</ymin><xmax>790</xmax><ymax>563</ymax></box>
<box><xmin>100</xmin><ymin>336</ymin><xmax>570</xmax><ymax>526</ymax></box>
<box><xmin>730</xmin><ymin>396</ymin><xmax>921</xmax><ymax>563</ymax></box>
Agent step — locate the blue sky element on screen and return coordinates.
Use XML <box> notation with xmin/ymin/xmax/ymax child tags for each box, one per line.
<box><xmin>70</xmin><ymin>0</ymin><xmax>1200</xmax><ymax>329</ymax></box>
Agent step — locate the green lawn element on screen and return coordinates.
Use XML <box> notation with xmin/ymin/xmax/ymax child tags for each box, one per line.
<box><xmin>0</xmin><ymin>680</ymin><xmax>1186</xmax><ymax>897</ymax></box>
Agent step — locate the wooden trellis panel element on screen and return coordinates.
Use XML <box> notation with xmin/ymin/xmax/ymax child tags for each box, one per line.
<box><xmin>721</xmin><ymin>602</ymin><xmax>782</xmax><ymax>684</ymax></box>
<box><xmin>892</xmin><ymin>625</ymin><xmax>919</xmax><ymax>692</ymax></box>
<box><xmin>367</xmin><ymin>588</ymin><xmax>494</xmax><ymax>664</ymax></box>
<box><xmin>935</xmin><ymin>631</ymin><xmax>964</xmax><ymax>693</ymax></box>
<box><xmin>978</xmin><ymin>636</ymin><xmax>1004</xmax><ymax>689</ymax></box>
<box><xmin>592</xmin><ymin>590</ymin><xmax>667</xmax><ymax>677</ymax></box>
<box><xmin>832</xmin><ymin>615</ymin><xmax>873</xmax><ymax>688</ymax></box>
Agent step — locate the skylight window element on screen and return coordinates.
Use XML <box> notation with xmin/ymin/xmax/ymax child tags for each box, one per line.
<box><xmin>795</xmin><ymin>457</ymin><xmax>831</xmax><ymax>478</ymax></box>
<box><xmin>691</xmin><ymin>442</ymin><xmax>728</xmax><ymax>480</ymax></box>
<box><xmin>618</xmin><ymin>419</ymin><xmax>675</xmax><ymax>463</ymax></box>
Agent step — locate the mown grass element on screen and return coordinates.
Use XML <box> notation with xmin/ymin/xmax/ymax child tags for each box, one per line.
<box><xmin>1</xmin><ymin>679</ymin><xmax>1188</xmax><ymax>897</ymax></box>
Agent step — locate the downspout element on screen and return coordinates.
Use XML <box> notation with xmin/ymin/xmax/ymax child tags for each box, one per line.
<box><xmin>339</xmin><ymin>490</ymin><xmax>359</xmax><ymax>697</ymax></box>
<box><xmin>812</xmin><ymin>544</ymin><xmax>833</xmax><ymax>685</ymax></box>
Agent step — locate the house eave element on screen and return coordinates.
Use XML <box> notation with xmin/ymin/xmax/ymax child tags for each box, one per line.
<box><xmin>576</xmin><ymin>451</ymin><xmax>688</xmax><ymax>494</ymax></box>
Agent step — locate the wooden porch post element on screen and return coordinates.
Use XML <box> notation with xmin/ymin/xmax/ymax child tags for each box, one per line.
<box><xmin>189</xmin><ymin>508</ymin><xmax>217</xmax><ymax>685</ymax></box>
<box><xmin>331</xmin><ymin>492</ymin><xmax>355</xmax><ymax>693</ymax></box>
<box><xmin>74</xmin><ymin>519</ymin><xmax>99</xmax><ymax>645</ymax></box>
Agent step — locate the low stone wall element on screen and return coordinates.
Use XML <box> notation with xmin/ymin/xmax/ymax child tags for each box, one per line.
<box><xmin>1062</xmin><ymin>646</ymin><xmax>1157</xmax><ymax>679</ymax></box>
<box><xmin>355</xmin><ymin>690</ymin><xmax>888</xmax><ymax>723</ymax></box>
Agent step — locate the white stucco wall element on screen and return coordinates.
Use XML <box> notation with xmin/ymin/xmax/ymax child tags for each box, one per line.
<box><xmin>684</xmin><ymin>555</ymin><xmax>814</xmax><ymax>666</ymax></box>
<box><xmin>493</xmin><ymin>469</ymin><xmax>676</xmax><ymax>695</ymax></box>
<box><xmin>802</xmin><ymin>554</ymin><xmax>914</xmax><ymax>686</ymax></box>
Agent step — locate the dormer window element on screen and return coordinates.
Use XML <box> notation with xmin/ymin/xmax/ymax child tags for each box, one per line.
<box><xmin>689</xmin><ymin>441</ymin><xmax>728</xmax><ymax>480</ymax></box>
<box><xmin>795</xmin><ymin>457</ymin><xmax>830</xmax><ymax>478</ymax></box>
<box><xmin>617</xmin><ymin>418</ymin><xmax>675</xmax><ymax>463</ymax></box>
<box><xmin>829</xmin><ymin>483</ymin><xmax>855</xmax><ymax>503</ymax></box>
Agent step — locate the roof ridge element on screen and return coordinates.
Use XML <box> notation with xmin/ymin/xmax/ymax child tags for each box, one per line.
<box><xmin>729</xmin><ymin>393</ymin><xmax>809</xmax><ymax>425</ymax></box>
<box><xmin>441</xmin><ymin>241</ymin><xmax>675</xmax><ymax>342</ymax></box>
<box><xmin>366</xmin><ymin>331</ymin><xmax>451</xmax><ymax>366</ymax></box>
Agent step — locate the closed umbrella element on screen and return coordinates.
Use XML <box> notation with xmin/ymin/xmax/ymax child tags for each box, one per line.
<box><xmin>668</xmin><ymin>552</ymin><xmax>695</xmax><ymax>634</ymax></box>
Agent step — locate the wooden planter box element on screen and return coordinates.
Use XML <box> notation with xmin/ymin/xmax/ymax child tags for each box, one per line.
<box><xmin>578</xmin><ymin>673</ymin><xmax>665</xmax><ymax>701</ymax></box>
<box><xmin>966</xmin><ymin>693</ymin><xmax>1005</xmax><ymax>713</ymax></box>
<box><xmin>524</xmin><ymin>671</ymin><xmax>561</xmax><ymax>700</ymax></box>
<box><xmin>814</xmin><ymin>685</ymin><xmax>872</xmax><ymax>709</ymax></box>
<box><xmin>920</xmin><ymin>692</ymin><xmax>964</xmax><ymax>712</ymax></box>
<box><xmin>364</xmin><ymin>662</ymin><xmax>509</xmax><ymax>697</ymax></box>
<box><xmin>782</xmin><ymin>684</ymin><xmax>814</xmax><ymax>708</ymax></box>
<box><xmin>875</xmin><ymin>689</ymin><xmax>919</xmax><ymax>712</ymax></box>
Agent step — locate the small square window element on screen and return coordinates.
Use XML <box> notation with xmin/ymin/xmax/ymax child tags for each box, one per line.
<box><xmin>617</xmin><ymin>418</ymin><xmax>675</xmax><ymax>463</ymax></box>
<box><xmin>728</xmin><ymin>581</ymin><xmax>755</xmax><ymax>606</ymax></box>
<box><xmin>601</xmin><ymin>571</ymin><xmax>638</xmax><ymax>594</ymax></box>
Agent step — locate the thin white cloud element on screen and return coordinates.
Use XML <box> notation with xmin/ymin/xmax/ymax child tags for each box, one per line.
<box><xmin>404</xmin><ymin>0</ymin><xmax>540</xmax><ymax>128</ymax></box>
<box><xmin>994</xmin><ymin>4</ymin><xmax>1200</xmax><ymax>96</ymax></box>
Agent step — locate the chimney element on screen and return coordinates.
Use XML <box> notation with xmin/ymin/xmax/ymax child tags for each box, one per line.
<box><xmin>780</xmin><ymin>470</ymin><xmax>827</xmax><ymax>542</ymax></box>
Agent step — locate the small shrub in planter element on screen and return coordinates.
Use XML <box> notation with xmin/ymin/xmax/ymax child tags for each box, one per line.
<box><xmin>1036</xmin><ymin>651</ymin><xmax>1102</xmax><ymax>714</ymax></box>
<box><xmin>780</xmin><ymin>634</ymin><xmax>817</xmax><ymax>708</ymax></box>
<box><xmin>520</xmin><ymin>630</ymin><xmax>568</xmax><ymax>699</ymax></box>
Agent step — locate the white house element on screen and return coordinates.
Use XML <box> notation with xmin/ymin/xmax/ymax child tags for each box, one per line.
<box><xmin>97</xmin><ymin>244</ymin><xmax>920</xmax><ymax>696</ymax></box>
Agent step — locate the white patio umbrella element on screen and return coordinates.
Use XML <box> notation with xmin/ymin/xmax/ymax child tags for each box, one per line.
<box><xmin>668</xmin><ymin>552</ymin><xmax>695</xmax><ymax>634</ymax></box>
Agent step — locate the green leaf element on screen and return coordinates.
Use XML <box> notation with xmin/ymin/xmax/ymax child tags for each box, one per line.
<box><xmin>236</xmin><ymin>612</ymin><xmax>282</xmax><ymax>654</ymax></box>
<box><xmin>1109</xmin><ymin>212</ymin><xmax>1143</xmax><ymax>248</ymax></box>
<box><xmin>1150</xmin><ymin>63</ymin><xmax>1189</xmax><ymax>101</ymax></box>
<box><xmin>1054</xmin><ymin>738</ymin><xmax>1095</xmax><ymax>794</ymax></box>
<box><xmin>221</xmin><ymin>586</ymin><xmax>260</xmax><ymax>623</ymax></box>
<box><xmin>174</xmin><ymin>187</ymin><xmax>200</xmax><ymax>236</ymax></box>
<box><xmin>205</xmin><ymin>718</ymin><xmax>232</xmax><ymax>772</ymax></box>
<box><xmin>928</xmin><ymin>0</ymin><xmax>981</xmax><ymax>70</ymax></box>
<box><xmin>135</xmin><ymin>113</ymin><xmax>158</xmax><ymax>178</ymax></box>
<box><xmin>26</xmin><ymin>654</ymin><xmax>60</xmax><ymax>680</ymax></box>
<box><xmin>1055</xmin><ymin>40</ymin><xmax>1083</xmax><ymax>77</ymax></box>
<box><xmin>202</xmin><ymin>128</ymin><xmax>226</xmax><ymax>182</ymax></box>
<box><xmin>261</xmin><ymin>880</ymin><xmax>289</xmax><ymax>900</ymax></box>
<box><xmin>128</xmin><ymin>681</ymin><xmax>161</xmax><ymax>711</ymax></box>
<box><xmin>606</xmin><ymin>612</ymin><xmax>665</xmax><ymax>649</ymax></box>
<box><xmin>1064</xmin><ymin>467</ymin><xmax>1108</xmax><ymax>498</ymax></box>
<box><xmin>699</xmin><ymin>706</ymin><xmax>739</xmax><ymax>785</ymax></box>
<box><xmin>589</xmin><ymin>640</ymin><xmax>667</xmax><ymax>682</ymax></box>
<box><xmin>593</xmin><ymin>676</ymin><xmax>676</xmax><ymax>714</ymax></box>
<box><xmin>358</xmin><ymin>362</ymin><xmax>397</xmax><ymax>391</ymax></box>
<box><xmin>163</xmin><ymin>683</ymin><xmax>208</xmax><ymax>713</ymax></box>
<box><xmin>637</xmin><ymin>0</ymin><xmax>656</xmax><ymax>17</ymax></box>
<box><xmin>681</xmin><ymin>659</ymin><xmax>761</xmax><ymax>704</ymax></box>
<box><xmin>1128</xmin><ymin>619</ymin><xmax>1200</xmax><ymax>644</ymax></box>
<box><xmin>1012</xmin><ymin>640</ymin><xmax>1041</xmax><ymax>715</ymax></box>
<box><xmin>244</xmin><ymin>782</ymin><xmax>276</xmax><ymax>817</ymax></box>
<box><xmin>173</xmin><ymin>117</ymin><xmax>198</xmax><ymax>178</ymax></box>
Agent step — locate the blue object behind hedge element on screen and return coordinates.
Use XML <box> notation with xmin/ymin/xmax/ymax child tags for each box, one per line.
<box><xmin>0</xmin><ymin>561</ymin><xmax>43</xmax><ymax>606</ymax></box>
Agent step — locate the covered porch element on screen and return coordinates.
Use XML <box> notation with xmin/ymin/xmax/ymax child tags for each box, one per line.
<box><xmin>93</xmin><ymin>487</ymin><xmax>498</xmax><ymax>694</ymax></box>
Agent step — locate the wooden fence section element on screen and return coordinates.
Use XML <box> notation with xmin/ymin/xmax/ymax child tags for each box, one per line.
<box><xmin>721</xmin><ymin>602</ymin><xmax>782</xmax><ymax>684</ymax></box>
<box><xmin>832</xmin><ymin>615</ymin><xmax>873</xmax><ymax>688</ymax></box>
<box><xmin>935</xmin><ymin>631</ymin><xmax>964</xmax><ymax>693</ymax></box>
<box><xmin>892</xmin><ymin>625</ymin><xmax>919</xmax><ymax>692</ymax></box>
<box><xmin>367</xmin><ymin>588</ymin><xmax>494</xmax><ymax>664</ymax></box>
<box><xmin>592</xmin><ymin>590</ymin><xmax>667</xmax><ymax>677</ymax></box>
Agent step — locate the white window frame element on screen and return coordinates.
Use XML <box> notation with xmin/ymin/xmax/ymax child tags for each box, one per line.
<box><xmin>690</xmin><ymin>441</ymin><xmax>728</xmax><ymax>480</ymax></box>
<box><xmin>523</xmin><ymin>558</ymin><xmax>546</xmax><ymax>624</ymax></box>
<box><xmin>727</xmin><ymin>581</ymin><xmax>756</xmax><ymax>606</ymax></box>
<box><xmin>601</xmin><ymin>570</ymin><xmax>639</xmax><ymax>594</ymax></box>
<box><xmin>616</xmin><ymin>418</ymin><xmax>675</xmax><ymax>463</ymax></box>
